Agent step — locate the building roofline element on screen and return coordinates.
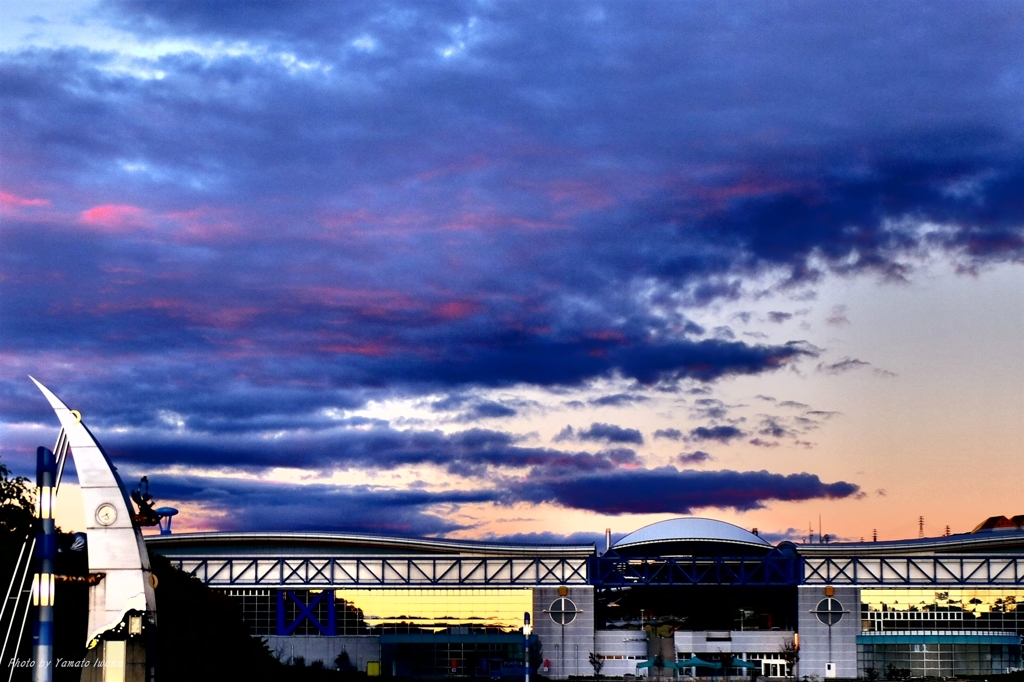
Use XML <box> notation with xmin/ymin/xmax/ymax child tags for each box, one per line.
<box><xmin>144</xmin><ymin>531</ymin><xmax>596</xmax><ymax>557</ymax></box>
<box><xmin>795</xmin><ymin>530</ymin><xmax>1024</xmax><ymax>557</ymax></box>
<box><xmin>613</xmin><ymin>517</ymin><xmax>772</xmax><ymax>552</ymax></box>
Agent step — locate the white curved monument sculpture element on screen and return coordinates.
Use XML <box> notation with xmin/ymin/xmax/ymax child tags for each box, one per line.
<box><xmin>30</xmin><ymin>378</ymin><xmax>156</xmax><ymax>678</ymax></box>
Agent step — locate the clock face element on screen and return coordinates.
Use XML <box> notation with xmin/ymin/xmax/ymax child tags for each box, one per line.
<box><xmin>95</xmin><ymin>502</ymin><xmax>118</xmax><ymax>526</ymax></box>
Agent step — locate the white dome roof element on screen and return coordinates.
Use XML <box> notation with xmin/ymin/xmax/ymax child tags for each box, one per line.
<box><xmin>613</xmin><ymin>517</ymin><xmax>771</xmax><ymax>554</ymax></box>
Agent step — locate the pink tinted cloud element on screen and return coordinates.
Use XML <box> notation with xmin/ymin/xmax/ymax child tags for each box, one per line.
<box><xmin>440</xmin><ymin>208</ymin><xmax>563</xmax><ymax>232</ymax></box>
<box><xmin>83</xmin><ymin>297</ymin><xmax>265</xmax><ymax>331</ymax></box>
<box><xmin>165</xmin><ymin>207</ymin><xmax>241</xmax><ymax>241</ymax></box>
<box><xmin>76</xmin><ymin>204</ymin><xmax>241</xmax><ymax>242</ymax></box>
<box><xmin>317</xmin><ymin>208</ymin><xmax>434</xmax><ymax>236</ymax></box>
<box><xmin>415</xmin><ymin>154</ymin><xmax>491</xmax><ymax>182</ymax></box>
<box><xmin>317</xmin><ymin>341</ymin><xmax>395</xmax><ymax>357</ymax></box>
<box><xmin>296</xmin><ymin>286</ymin><xmax>420</xmax><ymax>318</ymax></box>
<box><xmin>693</xmin><ymin>175</ymin><xmax>810</xmax><ymax>215</ymax></box>
<box><xmin>0</xmin><ymin>191</ymin><xmax>51</xmax><ymax>208</ymax></box>
<box><xmin>541</xmin><ymin>179</ymin><xmax>617</xmax><ymax>215</ymax></box>
<box><xmin>432</xmin><ymin>300</ymin><xmax>484</xmax><ymax>321</ymax></box>
<box><xmin>79</xmin><ymin>204</ymin><xmax>151</xmax><ymax>232</ymax></box>
<box><xmin>582</xmin><ymin>329</ymin><xmax>629</xmax><ymax>344</ymax></box>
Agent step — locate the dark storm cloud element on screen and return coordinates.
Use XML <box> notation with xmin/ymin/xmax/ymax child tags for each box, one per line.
<box><xmin>677</xmin><ymin>450</ymin><xmax>713</xmax><ymax>465</ymax></box>
<box><xmin>818</xmin><ymin>358</ymin><xmax>871</xmax><ymax>375</ymax></box>
<box><xmin>3</xmin><ymin>2</ymin><xmax>1024</xmax><ymax>506</ymax></box>
<box><xmin>461</xmin><ymin>401</ymin><xmax>518</xmax><ymax>420</ymax></box>
<box><xmin>552</xmin><ymin>423</ymin><xmax>644</xmax><ymax>446</ymax></box>
<box><xmin>104</xmin><ymin>424</ymin><xmax>636</xmax><ymax>479</ymax></box>
<box><xmin>653</xmin><ymin>428</ymin><xmax>683</xmax><ymax>441</ymax></box>
<box><xmin>480</xmin><ymin>531</ymin><xmax>612</xmax><ymax>548</ymax></box>
<box><xmin>514</xmin><ymin>468</ymin><xmax>860</xmax><ymax>515</ymax></box>
<box><xmin>578</xmin><ymin>423</ymin><xmax>644</xmax><ymax>445</ymax></box>
<box><xmin>139</xmin><ymin>466</ymin><xmax>857</xmax><ymax>533</ymax></box>
<box><xmin>589</xmin><ymin>393</ymin><xmax>650</xmax><ymax>407</ymax></box>
<box><xmin>740</xmin><ymin>411</ymin><xmax>838</xmax><ymax>444</ymax></box>
<box><xmin>687</xmin><ymin>425</ymin><xmax>746</xmax><ymax>443</ymax></box>
<box><xmin>757</xmin><ymin>418</ymin><xmax>793</xmax><ymax>439</ymax></box>
<box><xmin>145</xmin><ymin>475</ymin><xmax>497</xmax><ymax>535</ymax></box>
<box><xmin>430</xmin><ymin>395</ymin><xmax>521</xmax><ymax>422</ymax></box>
<box><xmin>689</xmin><ymin>398</ymin><xmax>733</xmax><ymax>421</ymax></box>
<box><xmin>430</xmin><ymin>395</ymin><xmax>473</xmax><ymax>412</ymax></box>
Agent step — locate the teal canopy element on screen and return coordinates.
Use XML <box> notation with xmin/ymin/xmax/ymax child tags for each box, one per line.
<box><xmin>730</xmin><ymin>658</ymin><xmax>760</xmax><ymax>669</ymax></box>
<box><xmin>676</xmin><ymin>657</ymin><xmax>721</xmax><ymax>669</ymax></box>
<box><xmin>636</xmin><ymin>660</ymin><xmax>685</xmax><ymax>671</ymax></box>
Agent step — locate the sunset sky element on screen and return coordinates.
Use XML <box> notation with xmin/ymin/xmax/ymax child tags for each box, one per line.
<box><xmin>2</xmin><ymin>1</ymin><xmax>1022</xmax><ymax>545</ymax></box>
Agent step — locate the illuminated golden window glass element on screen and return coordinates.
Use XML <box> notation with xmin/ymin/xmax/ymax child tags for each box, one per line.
<box><xmin>334</xmin><ymin>588</ymin><xmax>533</xmax><ymax>634</ymax></box>
<box><xmin>860</xmin><ymin>589</ymin><xmax>1024</xmax><ymax>634</ymax></box>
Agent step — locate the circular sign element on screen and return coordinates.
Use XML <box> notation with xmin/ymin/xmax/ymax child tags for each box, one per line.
<box><xmin>549</xmin><ymin>597</ymin><xmax>578</xmax><ymax>625</ymax></box>
<box><xmin>95</xmin><ymin>502</ymin><xmax>118</xmax><ymax>526</ymax></box>
<box><xmin>815</xmin><ymin>597</ymin><xmax>844</xmax><ymax>625</ymax></box>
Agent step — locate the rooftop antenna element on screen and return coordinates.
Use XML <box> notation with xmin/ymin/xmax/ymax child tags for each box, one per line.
<box><xmin>918</xmin><ymin>516</ymin><xmax>924</xmax><ymax>539</ymax></box>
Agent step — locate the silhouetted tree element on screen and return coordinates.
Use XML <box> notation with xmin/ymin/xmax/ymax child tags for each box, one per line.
<box><xmin>780</xmin><ymin>640</ymin><xmax>799</xmax><ymax>673</ymax></box>
<box><xmin>0</xmin><ymin>457</ymin><xmax>35</xmax><ymax>588</ymax></box>
<box><xmin>883</xmin><ymin>663</ymin><xmax>910</xmax><ymax>681</ymax></box>
<box><xmin>150</xmin><ymin>552</ymin><xmax>283</xmax><ymax>681</ymax></box>
<box><xmin>335</xmin><ymin>650</ymin><xmax>356</xmax><ymax>672</ymax></box>
<box><xmin>589</xmin><ymin>652</ymin><xmax>604</xmax><ymax>676</ymax></box>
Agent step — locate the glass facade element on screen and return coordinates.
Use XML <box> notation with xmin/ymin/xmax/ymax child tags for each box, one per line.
<box><xmin>222</xmin><ymin>587</ymin><xmax>533</xmax><ymax>637</ymax></box>
<box><xmin>336</xmin><ymin>588</ymin><xmax>532</xmax><ymax>635</ymax></box>
<box><xmin>676</xmin><ymin>653</ymin><xmax>791</xmax><ymax>678</ymax></box>
<box><xmin>751</xmin><ymin>653</ymin><xmax>792</xmax><ymax>677</ymax></box>
<box><xmin>858</xmin><ymin>639</ymin><xmax>1022</xmax><ymax>677</ymax></box>
<box><xmin>861</xmin><ymin>589</ymin><xmax>1024</xmax><ymax>635</ymax></box>
<box><xmin>858</xmin><ymin>589</ymin><xmax>1024</xmax><ymax>676</ymax></box>
<box><xmin>224</xmin><ymin>588</ymin><xmax>275</xmax><ymax>635</ymax></box>
<box><xmin>381</xmin><ymin>637</ymin><xmax>525</xmax><ymax>678</ymax></box>
<box><xmin>284</xmin><ymin>589</ymin><xmax>335</xmax><ymax>635</ymax></box>
<box><xmin>596</xmin><ymin>585</ymin><xmax>797</xmax><ymax>631</ymax></box>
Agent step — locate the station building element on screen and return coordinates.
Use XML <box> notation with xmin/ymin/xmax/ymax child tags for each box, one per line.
<box><xmin>145</xmin><ymin>516</ymin><xmax>1024</xmax><ymax>679</ymax></box>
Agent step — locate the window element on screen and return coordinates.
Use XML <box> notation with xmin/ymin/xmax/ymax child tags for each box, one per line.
<box><xmin>333</xmin><ymin>588</ymin><xmax>533</xmax><ymax>635</ymax></box>
<box><xmin>549</xmin><ymin>597</ymin><xmax>578</xmax><ymax>625</ymax></box>
<box><xmin>222</xmin><ymin>589</ymin><xmax>275</xmax><ymax>635</ymax></box>
<box><xmin>815</xmin><ymin>598</ymin><xmax>844</xmax><ymax>625</ymax></box>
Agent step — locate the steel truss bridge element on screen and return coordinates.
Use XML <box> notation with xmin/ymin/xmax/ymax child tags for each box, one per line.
<box><xmin>802</xmin><ymin>556</ymin><xmax>1024</xmax><ymax>585</ymax></box>
<box><xmin>166</xmin><ymin>556</ymin><xmax>589</xmax><ymax>588</ymax></box>
<box><xmin>592</xmin><ymin>555</ymin><xmax>801</xmax><ymax>587</ymax></box>
<box><xmin>163</xmin><ymin>553</ymin><xmax>1024</xmax><ymax>589</ymax></box>
<box><xmin>592</xmin><ymin>554</ymin><xmax>1024</xmax><ymax>587</ymax></box>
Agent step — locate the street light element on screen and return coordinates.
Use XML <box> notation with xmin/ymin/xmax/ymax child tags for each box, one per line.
<box><xmin>33</xmin><ymin>446</ymin><xmax>57</xmax><ymax>682</ymax></box>
<box><xmin>524</xmin><ymin>612</ymin><xmax>532</xmax><ymax>682</ymax></box>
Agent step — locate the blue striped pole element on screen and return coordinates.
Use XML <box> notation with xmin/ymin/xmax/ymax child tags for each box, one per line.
<box><xmin>32</xmin><ymin>446</ymin><xmax>56</xmax><ymax>682</ymax></box>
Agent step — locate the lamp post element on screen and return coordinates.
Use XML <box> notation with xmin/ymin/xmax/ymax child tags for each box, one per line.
<box><xmin>32</xmin><ymin>446</ymin><xmax>57</xmax><ymax>682</ymax></box>
<box><xmin>524</xmin><ymin>612</ymin><xmax>532</xmax><ymax>682</ymax></box>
